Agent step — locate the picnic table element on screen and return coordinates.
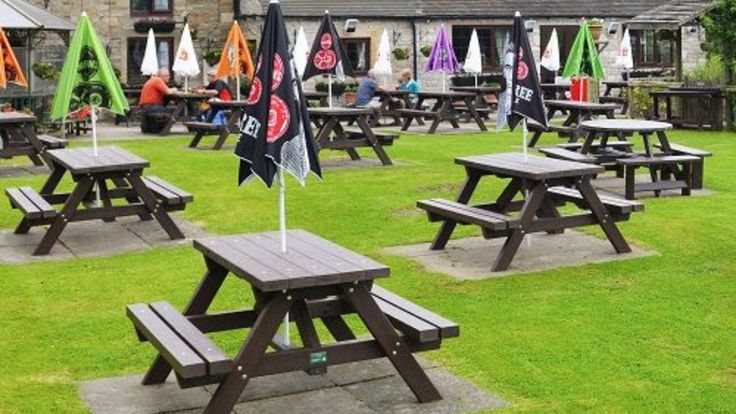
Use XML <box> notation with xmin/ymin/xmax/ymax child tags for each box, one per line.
<box><xmin>540</xmin><ymin>83</ymin><xmax>571</xmax><ymax>100</ymax></box>
<box><xmin>186</xmin><ymin>100</ymin><xmax>248</xmax><ymax>150</ymax></box>
<box><xmin>127</xmin><ymin>229</ymin><xmax>458</xmax><ymax>414</ymax></box>
<box><xmin>0</xmin><ymin>112</ymin><xmax>66</xmax><ymax>167</ymax></box>
<box><xmin>601</xmin><ymin>81</ymin><xmax>629</xmax><ymax>114</ymax></box>
<box><xmin>5</xmin><ymin>146</ymin><xmax>192</xmax><ymax>255</ymax></box>
<box><xmin>308</xmin><ymin>107</ymin><xmax>395</xmax><ymax>165</ymax></box>
<box><xmin>304</xmin><ymin>91</ymin><xmax>329</xmax><ymax>107</ymax></box>
<box><xmin>398</xmin><ymin>90</ymin><xmax>487</xmax><ymax>134</ymax></box>
<box><xmin>417</xmin><ymin>153</ymin><xmax>641</xmax><ymax>271</ymax></box>
<box><xmin>576</xmin><ymin>119</ymin><xmax>701</xmax><ymax>199</ymax></box>
<box><xmin>159</xmin><ymin>91</ymin><xmax>212</xmax><ymax>136</ymax></box>
<box><xmin>649</xmin><ymin>89</ymin><xmax>723</xmax><ymax>131</ymax></box>
<box><xmin>374</xmin><ymin>89</ymin><xmax>415</xmax><ymax>126</ymax></box>
<box><xmin>527</xmin><ymin>99</ymin><xmax>619</xmax><ymax>147</ymax></box>
<box><xmin>449</xmin><ymin>85</ymin><xmax>500</xmax><ymax>119</ymax></box>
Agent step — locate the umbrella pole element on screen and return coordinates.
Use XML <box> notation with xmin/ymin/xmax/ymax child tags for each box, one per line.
<box><xmin>278</xmin><ymin>166</ymin><xmax>290</xmax><ymax>347</ymax></box>
<box><xmin>328</xmin><ymin>74</ymin><xmax>333</xmax><ymax>108</ymax></box>
<box><xmin>522</xmin><ymin>118</ymin><xmax>528</xmax><ymax>163</ymax></box>
<box><xmin>442</xmin><ymin>72</ymin><xmax>446</xmax><ymax>93</ymax></box>
<box><xmin>91</xmin><ymin>106</ymin><xmax>101</xmax><ymax>206</ymax></box>
<box><xmin>236</xmin><ymin>74</ymin><xmax>241</xmax><ymax>101</ymax></box>
<box><xmin>474</xmin><ymin>74</ymin><xmax>478</xmax><ymax>87</ymax></box>
<box><xmin>184</xmin><ymin>76</ymin><xmax>188</xmax><ymax>93</ymax></box>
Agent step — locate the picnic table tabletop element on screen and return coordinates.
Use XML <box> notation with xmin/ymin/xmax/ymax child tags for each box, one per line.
<box><xmin>170</xmin><ymin>91</ymin><xmax>212</xmax><ymax>99</ymax></box>
<box><xmin>449</xmin><ymin>85</ymin><xmax>502</xmax><ymax>94</ymax></box>
<box><xmin>208</xmin><ymin>99</ymin><xmax>250</xmax><ymax>109</ymax></box>
<box><xmin>456</xmin><ymin>152</ymin><xmax>604</xmax><ymax>180</ymax></box>
<box><xmin>415</xmin><ymin>90</ymin><xmax>476</xmax><ymax>99</ymax></box>
<box><xmin>194</xmin><ymin>229</ymin><xmax>390</xmax><ymax>292</ymax></box>
<box><xmin>540</xmin><ymin>83</ymin><xmax>571</xmax><ymax>91</ymax></box>
<box><xmin>545</xmin><ymin>99</ymin><xmax>620</xmax><ymax>111</ymax></box>
<box><xmin>377</xmin><ymin>89</ymin><xmax>412</xmax><ymax>96</ymax></box>
<box><xmin>0</xmin><ymin>111</ymin><xmax>36</xmax><ymax>124</ymax></box>
<box><xmin>46</xmin><ymin>146</ymin><xmax>150</xmax><ymax>174</ymax></box>
<box><xmin>580</xmin><ymin>119</ymin><xmax>672</xmax><ymax>133</ymax></box>
<box><xmin>602</xmin><ymin>81</ymin><xmax>629</xmax><ymax>88</ymax></box>
<box><xmin>308</xmin><ymin>107</ymin><xmax>374</xmax><ymax>117</ymax></box>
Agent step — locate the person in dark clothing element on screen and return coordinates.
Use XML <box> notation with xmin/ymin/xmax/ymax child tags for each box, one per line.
<box><xmin>196</xmin><ymin>68</ymin><xmax>233</xmax><ymax>124</ymax></box>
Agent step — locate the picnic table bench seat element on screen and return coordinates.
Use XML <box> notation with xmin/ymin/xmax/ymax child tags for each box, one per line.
<box><xmin>547</xmin><ymin>186</ymin><xmax>644</xmax><ymax>216</ymax></box>
<box><xmin>538</xmin><ymin>147</ymin><xmax>598</xmax><ymax>163</ymax></box>
<box><xmin>526</xmin><ymin>122</ymin><xmax>577</xmax><ymax>147</ymax></box>
<box><xmin>343</xmin><ymin>128</ymin><xmax>398</xmax><ymax>146</ymax></box>
<box><xmin>6</xmin><ymin>187</ymin><xmax>57</xmax><ymax>220</ymax></box>
<box><xmin>396</xmin><ymin>109</ymin><xmax>439</xmax><ymax>119</ymax></box>
<box><xmin>557</xmin><ymin>141</ymin><xmax>634</xmax><ymax>151</ymax></box>
<box><xmin>654</xmin><ymin>143</ymin><xmax>712</xmax><ymax>189</ymax></box>
<box><xmin>417</xmin><ymin>199</ymin><xmax>519</xmax><ymax>233</ymax></box>
<box><xmin>617</xmin><ymin>155</ymin><xmax>699</xmax><ymax>199</ymax></box>
<box><xmin>142</xmin><ymin>176</ymin><xmax>194</xmax><ymax>210</ymax></box>
<box><xmin>183</xmin><ymin>121</ymin><xmax>225</xmax><ymax>133</ymax></box>
<box><xmin>36</xmin><ymin>134</ymin><xmax>68</xmax><ymax>149</ymax></box>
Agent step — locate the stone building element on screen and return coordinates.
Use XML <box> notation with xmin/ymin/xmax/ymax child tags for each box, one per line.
<box><xmin>237</xmin><ymin>0</ymin><xmax>710</xmax><ymax>90</ymax></box>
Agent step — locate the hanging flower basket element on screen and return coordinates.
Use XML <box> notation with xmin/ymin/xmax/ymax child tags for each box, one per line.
<box><xmin>420</xmin><ymin>45</ymin><xmax>432</xmax><ymax>58</ymax></box>
<box><xmin>134</xmin><ymin>18</ymin><xmax>176</xmax><ymax>34</ymax></box>
<box><xmin>203</xmin><ymin>50</ymin><xmax>222</xmax><ymax>66</ymax></box>
<box><xmin>392</xmin><ymin>47</ymin><xmax>409</xmax><ymax>61</ymax></box>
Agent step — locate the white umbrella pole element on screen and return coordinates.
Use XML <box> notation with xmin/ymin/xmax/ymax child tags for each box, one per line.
<box><xmin>522</xmin><ymin>118</ymin><xmax>528</xmax><ymax>163</ymax></box>
<box><xmin>278</xmin><ymin>166</ymin><xmax>290</xmax><ymax>347</ymax></box>
<box><xmin>236</xmin><ymin>74</ymin><xmax>241</xmax><ymax>101</ymax></box>
<box><xmin>184</xmin><ymin>76</ymin><xmax>188</xmax><ymax>93</ymax></box>
<box><xmin>328</xmin><ymin>74</ymin><xmax>333</xmax><ymax>108</ymax></box>
<box><xmin>442</xmin><ymin>72</ymin><xmax>446</xmax><ymax>92</ymax></box>
<box><xmin>474</xmin><ymin>74</ymin><xmax>478</xmax><ymax>87</ymax></box>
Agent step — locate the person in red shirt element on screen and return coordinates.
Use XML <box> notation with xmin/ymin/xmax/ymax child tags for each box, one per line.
<box><xmin>195</xmin><ymin>68</ymin><xmax>233</xmax><ymax>125</ymax></box>
<box><xmin>139</xmin><ymin>69</ymin><xmax>178</xmax><ymax>133</ymax></box>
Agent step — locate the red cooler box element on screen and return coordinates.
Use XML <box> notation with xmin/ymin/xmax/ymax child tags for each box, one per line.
<box><xmin>570</xmin><ymin>76</ymin><xmax>589</xmax><ymax>101</ymax></box>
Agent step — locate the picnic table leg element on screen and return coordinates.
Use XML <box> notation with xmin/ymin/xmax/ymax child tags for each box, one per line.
<box><xmin>15</xmin><ymin>165</ymin><xmax>69</xmax><ymax>235</ymax></box>
<box><xmin>431</xmin><ymin>171</ymin><xmax>481</xmax><ymax>250</ymax></box>
<box><xmin>33</xmin><ymin>176</ymin><xmax>95</xmax><ymax>256</ymax></box>
<box><xmin>291</xmin><ymin>299</ymin><xmax>326</xmax><ymax>375</ymax></box>
<box><xmin>125</xmin><ymin>172</ymin><xmax>185</xmax><ymax>239</ymax></box>
<box><xmin>143</xmin><ymin>257</ymin><xmax>229</xmax><ymax>384</ymax></box>
<box><xmin>345</xmin><ymin>283</ymin><xmax>442</xmax><ymax>403</ymax></box>
<box><xmin>159</xmin><ymin>102</ymin><xmax>184</xmax><ymax>136</ymax></box>
<box><xmin>204</xmin><ymin>293</ymin><xmax>290</xmax><ymax>414</ymax></box>
<box><xmin>321</xmin><ymin>315</ymin><xmax>357</xmax><ymax>341</ymax></box>
<box><xmin>333</xmin><ymin>121</ymin><xmax>362</xmax><ymax>161</ymax></box>
<box><xmin>464</xmin><ymin>97</ymin><xmax>488</xmax><ymax>132</ymax></box>
<box><xmin>214</xmin><ymin>108</ymin><xmax>244</xmax><ymax>150</ymax></box>
<box><xmin>492</xmin><ymin>181</ymin><xmax>548</xmax><ymax>271</ymax></box>
<box><xmin>313</xmin><ymin>117</ymin><xmax>336</xmax><ymax>150</ymax></box>
<box><xmin>110</xmin><ymin>177</ymin><xmax>153</xmax><ymax>221</ymax></box>
<box><xmin>577</xmin><ymin>177</ymin><xmax>632</xmax><ymax>253</ymax></box>
<box><xmin>357</xmin><ymin>116</ymin><xmax>392</xmax><ymax>166</ymax></box>
<box><xmin>428</xmin><ymin>100</ymin><xmax>451</xmax><ymax>134</ymax></box>
<box><xmin>96</xmin><ymin>178</ymin><xmax>116</xmax><ymax>223</ymax></box>
<box><xmin>580</xmin><ymin>130</ymin><xmax>597</xmax><ymax>154</ymax></box>
<box><xmin>20</xmin><ymin>125</ymin><xmax>46</xmax><ymax>166</ymax></box>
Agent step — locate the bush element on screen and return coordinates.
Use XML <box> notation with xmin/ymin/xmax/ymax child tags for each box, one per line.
<box><xmin>420</xmin><ymin>45</ymin><xmax>432</xmax><ymax>58</ymax></box>
<box><xmin>392</xmin><ymin>47</ymin><xmax>409</xmax><ymax>61</ymax></box>
<box><xmin>684</xmin><ymin>56</ymin><xmax>727</xmax><ymax>87</ymax></box>
<box><xmin>32</xmin><ymin>62</ymin><xmax>58</xmax><ymax>80</ymax></box>
<box><xmin>315</xmin><ymin>80</ymin><xmax>346</xmax><ymax>97</ymax></box>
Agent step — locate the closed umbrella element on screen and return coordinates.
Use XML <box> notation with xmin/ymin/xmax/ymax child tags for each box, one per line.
<box><xmin>0</xmin><ymin>25</ymin><xmax>26</xmax><ymax>88</ymax></box>
<box><xmin>425</xmin><ymin>24</ymin><xmax>459</xmax><ymax>92</ymax></box>
<box><xmin>563</xmin><ymin>20</ymin><xmax>605</xmax><ymax>100</ymax></box>
<box><xmin>464</xmin><ymin>28</ymin><xmax>482</xmax><ymax>86</ymax></box>
<box><xmin>216</xmin><ymin>21</ymin><xmax>255</xmax><ymax>100</ymax></box>
<box><xmin>172</xmin><ymin>23</ymin><xmax>200</xmax><ymax>92</ymax></box>
<box><xmin>374</xmin><ymin>28</ymin><xmax>392</xmax><ymax>84</ymax></box>
<box><xmin>616</xmin><ymin>29</ymin><xmax>634</xmax><ymax>78</ymax></box>
<box><xmin>140</xmin><ymin>28</ymin><xmax>158</xmax><ymax>76</ymax></box>
<box><xmin>292</xmin><ymin>26</ymin><xmax>309</xmax><ymax>77</ymax></box>
<box><xmin>541</xmin><ymin>28</ymin><xmax>560</xmax><ymax>73</ymax></box>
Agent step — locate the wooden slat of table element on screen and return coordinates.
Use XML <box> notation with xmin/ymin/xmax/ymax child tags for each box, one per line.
<box><xmin>456</xmin><ymin>153</ymin><xmax>603</xmax><ymax>180</ymax></box>
<box><xmin>308</xmin><ymin>107</ymin><xmax>374</xmax><ymax>117</ymax></box>
<box><xmin>580</xmin><ymin>119</ymin><xmax>672</xmax><ymax>132</ymax></box>
<box><xmin>209</xmin><ymin>100</ymin><xmax>249</xmax><ymax>110</ymax></box>
<box><xmin>545</xmin><ymin>99</ymin><xmax>619</xmax><ymax>111</ymax></box>
<box><xmin>46</xmin><ymin>147</ymin><xmax>150</xmax><ymax>174</ymax></box>
<box><xmin>416</xmin><ymin>91</ymin><xmax>475</xmax><ymax>99</ymax></box>
<box><xmin>0</xmin><ymin>112</ymin><xmax>36</xmax><ymax>125</ymax></box>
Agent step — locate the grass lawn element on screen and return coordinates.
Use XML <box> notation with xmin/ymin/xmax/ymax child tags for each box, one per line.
<box><xmin>0</xmin><ymin>129</ymin><xmax>734</xmax><ymax>413</ymax></box>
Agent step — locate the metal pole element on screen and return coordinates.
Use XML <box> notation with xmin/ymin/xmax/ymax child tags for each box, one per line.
<box><xmin>328</xmin><ymin>74</ymin><xmax>333</xmax><ymax>108</ymax></box>
<box><xmin>278</xmin><ymin>166</ymin><xmax>289</xmax><ymax>346</ymax></box>
<box><xmin>522</xmin><ymin>118</ymin><xmax>528</xmax><ymax>163</ymax></box>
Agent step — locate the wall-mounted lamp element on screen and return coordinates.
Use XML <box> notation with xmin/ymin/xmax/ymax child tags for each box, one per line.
<box><xmin>345</xmin><ymin>19</ymin><xmax>359</xmax><ymax>33</ymax></box>
<box><xmin>524</xmin><ymin>20</ymin><xmax>536</xmax><ymax>33</ymax></box>
<box><xmin>608</xmin><ymin>21</ymin><xmax>619</xmax><ymax>35</ymax></box>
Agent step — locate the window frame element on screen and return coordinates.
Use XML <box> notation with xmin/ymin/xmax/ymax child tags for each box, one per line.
<box><xmin>630</xmin><ymin>29</ymin><xmax>675</xmax><ymax>68</ymax></box>
<box><xmin>126</xmin><ymin>36</ymin><xmax>174</xmax><ymax>86</ymax></box>
<box><xmin>130</xmin><ymin>0</ymin><xmax>173</xmax><ymax>16</ymax></box>
<box><xmin>341</xmin><ymin>37</ymin><xmax>371</xmax><ymax>76</ymax></box>
<box><xmin>451</xmin><ymin>25</ymin><xmax>511</xmax><ymax>72</ymax></box>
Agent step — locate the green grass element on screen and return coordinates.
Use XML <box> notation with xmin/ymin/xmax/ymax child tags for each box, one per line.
<box><xmin>0</xmin><ymin>129</ymin><xmax>734</xmax><ymax>413</ymax></box>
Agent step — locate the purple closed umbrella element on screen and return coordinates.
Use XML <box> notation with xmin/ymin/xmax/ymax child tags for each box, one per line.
<box><xmin>425</xmin><ymin>24</ymin><xmax>459</xmax><ymax>92</ymax></box>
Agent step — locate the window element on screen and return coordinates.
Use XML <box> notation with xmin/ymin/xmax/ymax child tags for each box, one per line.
<box><xmin>539</xmin><ymin>25</ymin><xmax>580</xmax><ymax>82</ymax></box>
<box><xmin>127</xmin><ymin>36</ymin><xmax>174</xmax><ymax>85</ymax></box>
<box><xmin>131</xmin><ymin>0</ymin><xmax>172</xmax><ymax>15</ymax></box>
<box><xmin>451</xmin><ymin>25</ymin><xmax>510</xmax><ymax>71</ymax></box>
<box><xmin>630</xmin><ymin>29</ymin><xmax>675</xmax><ymax>68</ymax></box>
<box><xmin>342</xmin><ymin>38</ymin><xmax>370</xmax><ymax>75</ymax></box>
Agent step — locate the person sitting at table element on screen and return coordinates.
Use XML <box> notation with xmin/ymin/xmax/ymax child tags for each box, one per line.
<box><xmin>195</xmin><ymin>68</ymin><xmax>233</xmax><ymax>125</ymax></box>
<box><xmin>351</xmin><ymin>70</ymin><xmax>382</xmax><ymax>108</ymax></box>
<box><xmin>397</xmin><ymin>68</ymin><xmax>420</xmax><ymax>105</ymax></box>
<box><xmin>139</xmin><ymin>69</ymin><xmax>178</xmax><ymax>133</ymax></box>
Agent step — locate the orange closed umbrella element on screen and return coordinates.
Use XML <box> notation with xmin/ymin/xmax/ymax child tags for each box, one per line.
<box><xmin>215</xmin><ymin>21</ymin><xmax>255</xmax><ymax>100</ymax></box>
<box><xmin>0</xmin><ymin>27</ymin><xmax>27</xmax><ymax>88</ymax></box>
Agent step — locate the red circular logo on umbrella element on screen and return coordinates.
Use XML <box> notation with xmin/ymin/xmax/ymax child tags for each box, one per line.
<box><xmin>266</xmin><ymin>95</ymin><xmax>290</xmax><ymax>142</ymax></box>
<box><xmin>314</xmin><ymin>49</ymin><xmax>336</xmax><ymax>70</ymax></box>
<box><xmin>517</xmin><ymin>61</ymin><xmax>529</xmax><ymax>80</ymax></box>
<box><xmin>320</xmin><ymin>33</ymin><xmax>333</xmax><ymax>50</ymax></box>
<box><xmin>247</xmin><ymin>77</ymin><xmax>262</xmax><ymax>105</ymax></box>
<box><xmin>271</xmin><ymin>54</ymin><xmax>284</xmax><ymax>91</ymax></box>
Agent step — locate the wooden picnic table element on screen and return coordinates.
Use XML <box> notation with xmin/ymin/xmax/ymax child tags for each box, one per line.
<box><xmin>308</xmin><ymin>107</ymin><xmax>395</xmax><ymax>165</ymax></box>
<box><xmin>187</xmin><ymin>100</ymin><xmax>248</xmax><ymax>150</ymax></box>
<box><xmin>540</xmin><ymin>83</ymin><xmax>571</xmax><ymax>99</ymax></box>
<box><xmin>159</xmin><ymin>92</ymin><xmax>212</xmax><ymax>136</ymax></box>
<box><xmin>601</xmin><ymin>81</ymin><xmax>629</xmax><ymax>115</ymax></box>
<box><xmin>0</xmin><ymin>112</ymin><xmax>66</xmax><ymax>167</ymax></box>
<box><xmin>304</xmin><ymin>91</ymin><xmax>329</xmax><ymax>107</ymax></box>
<box><xmin>399</xmin><ymin>90</ymin><xmax>487</xmax><ymax>134</ymax></box>
<box><xmin>417</xmin><ymin>153</ymin><xmax>641</xmax><ymax>271</ymax></box>
<box><xmin>449</xmin><ymin>85</ymin><xmax>500</xmax><ymax>119</ymax></box>
<box><xmin>649</xmin><ymin>89</ymin><xmax>723</xmax><ymax>131</ymax></box>
<box><xmin>5</xmin><ymin>146</ymin><xmax>191</xmax><ymax>255</ymax></box>
<box><xmin>374</xmin><ymin>89</ymin><xmax>415</xmax><ymax>126</ymax></box>
<box><xmin>127</xmin><ymin>229</ymin><xmax>458</xmax><ymax>414</ymax></box>
<box><xmin>527</xmin><ymin>100</ymin><xmax>618</xmax><ymax>147</ymax></box>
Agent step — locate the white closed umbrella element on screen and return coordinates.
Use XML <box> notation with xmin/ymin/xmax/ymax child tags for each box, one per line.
<box><xmin>541</xmin><ymin>28</ymin><xmax>560</xmax><ymax>73</ymax></box>
<box><xmin>172</xmin><ymin>23</ymin><xmax>200</xmax><ymax>92</ymax></box>
<box><xmin>140</xmin><ymin>28</ymin><xmax>159</xmax><ymax>75</ymax></box>
<box><xmin>293</xmin><ymin>26</ymin><xmax>309</xmax><ymax>77</ymax></box>
<box><xmin>616</xmin><ymin>29</ymin><xmax>634</xmax><ymax>73</ymax></box>
<box><xmin>374</xmin><ymin>28</ymin><xmax>392</xmax><ymax>83</ymax></box>
<box><xmin>464</xmin><ymin>29</ymin><xmax>482</xmax><ymax>86</ymax></box>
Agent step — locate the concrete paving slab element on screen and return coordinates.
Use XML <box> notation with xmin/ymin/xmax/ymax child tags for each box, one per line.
<box><xmin>326</xmin><ymin>357</ymin><xmax>436</xmax><ymax>386</ymax></box>
<box><xmin>204</xmin><ymin>370</ymin><xmax>334</xmax><ymax>403</ymax></box>
<box><xmin>232</xmin><ymin>387</ymin><xmax>375</xmax><ymax>414</ymax></box>
<box><xmin>592</xmin><ymin>175</ymin><xmax>714</xmax><ymax>199</ymax></box>
<box><xmin>0</xmin><ymin>164</ymin><xmax>49</xmax><ymax>178</ymax></box>
<box><xmin>58</xmin><ymin>221</ymin><xmax>150</xmax><ymax>257</ymax></box>
<box><xmin>342</xmin><ymin>368</ymin><xmax>507</xmax><ymax>414</ymax></box>
<box><xmin>383</xmin><ymin>230</ymin><xmax>654</xmax><ymax>279</ymax></box>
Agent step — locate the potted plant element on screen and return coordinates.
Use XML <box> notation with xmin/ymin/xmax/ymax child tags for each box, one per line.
<box><xmin>588</xmin><ymin>18</ymin><xmax>604</xmax><ymax>40</ymax></box>
<box><xmin>134</xmin><ymin>17</ymin><xmax>176</xmax><ymax>34</ymax></box>
<box><xmin>420</xmin><ymin>45</ymin><xmax>433</xmax><ymax>58</ymax></box>
<box><xmin>315</xmin><ymin>79</ymin><xmax>346</xmax><ymax>97</ymax></box>
<box><xmin>392</xmin><ymin>47</ymin><xmax>409</xmax><ymax>61</ymax></box>
<box><xmin>32</xmin><ymin>62</ymin><xmax>58</xmax><ymax>81</ymax></box>
<box><xmin>343</xmin><ymin>80</ymin><xmax>359</xmax><ymax>105</ymax></box>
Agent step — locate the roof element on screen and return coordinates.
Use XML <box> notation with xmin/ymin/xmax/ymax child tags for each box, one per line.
<box><xmin>0</xmin><ymin>0</ymin><xmax>75</xmax><ymax>31</ymax></box>
<box><xmin>627</xmin><ymin>0</ymin><xmax>715</xmax><ymax>29</ymax></box>
<box><xmin>251</xmin><ymin>0</ymin><xmax>672</xmax><ymax>18</ymax></box>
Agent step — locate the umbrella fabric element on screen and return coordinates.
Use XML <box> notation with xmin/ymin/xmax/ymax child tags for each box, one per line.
<box><xmin>616</xmin><ymin>29</ymin><xmax>634</xmax><ymax>70</ymax></box>
<box><xmin>562</xmin><ymin>21</ymin><xmax>605</xmax><ymax>80</ymax></box>
<box><xmin>0</xmin><ymin>26</ymin><xmax>26</xmax><ymax>88</ymax></box>
<box><xmin>140</xmin><ymin>28</ymin><xmax>158</xmax><ymax>75</ymax></box>
<box><xmin>50</xmin><ymin>12</ymin><xmax>128</xmax><ymax>120</ymax></box>
<box><xmin>425</xmin><ymin>25</ymin><xmax>459</xmax><ymax>74</ymax></box>
<box><xmin>172</xmin><ymin>23</ymin><xmax>200</xmax><ymax>77</ymax></box>
<box><xmin>292</xmin><ymin>26</ymin><xmax>309</xmax><ymax>77</ymax></box>
<box><xmin>215</xmin><ymin>21</ymin><xmax>255</xmax><ymax>81</ymax></box>
<box><xmin>464</xmin><ymin>29</ymin><xmax>482</xmax><ymax>74</ymax></box>
<box><xmin>373</xmin><ymin>28</ymin><xmax>392</xmax><ymax>77</ymax></box>
<box><xmin>302</xmin><ymin>11</ymin><xmax>354</xmax><ymax>81</ymax></box>
<box><xmin>236</xmin><ymin>0</ymin><xmax>321</xmax><ymax>187</ymax></box>
<box><xmin>540</xmin><ymin>28</ymin><xmax>560</xmax><ymax>72</ymax></box>
<box><xmin>497</xmin><ymin>12</ymin><xmax>547</xmax><ymax>131</ymax></box>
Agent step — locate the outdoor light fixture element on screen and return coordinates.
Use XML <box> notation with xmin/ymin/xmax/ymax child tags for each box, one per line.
<box><xmin>345</xmin><ymin>19</ymin><xmax>359</xmax><ymax>33</ymax></box>
<box><xmin>608</xmin><ymin>21</ymin><xmax>619</xmax><ymax>35</ymax></box>
<box><xmin>524</xmin><ymin>20</ymin><xmax>536</xmax><ymax>33</ymax></box>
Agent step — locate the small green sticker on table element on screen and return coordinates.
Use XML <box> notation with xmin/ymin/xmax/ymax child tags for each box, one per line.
<box><xmin>310</xmin><ymin>351</ymin><xmax>327</xmax><ymax>365</ymax></box>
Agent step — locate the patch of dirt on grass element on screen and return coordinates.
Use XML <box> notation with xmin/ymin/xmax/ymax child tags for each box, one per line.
<box><xmin>391</xmin><ymin>206</ymin><xmax>423</xmax><ymax>218</ymax></box>
<box><xmin>417</xmin><ymin>182</ymin><xmax>462</xmax><ymax>194</ymax></box>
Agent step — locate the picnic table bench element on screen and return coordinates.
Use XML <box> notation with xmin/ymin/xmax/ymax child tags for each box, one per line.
<box><xmin>186</xmin><ymin>100</ymin><xmax>248</xmax><ymax>150</ymax></box>
<box><xmin>373</xmin><ymin>89</ymin><xmax>416</xmax><ymax>126</ymax></box>
<box><xmin>5</xmin><ymin>146</ymin><xmax>191</xmax><ymax>255</ymax></box>
<box><xmin>159</xmin><ymin>92</ymin><xmax>212</xmax><ymax>136</ymax></box>
<box><xmin>127</xmin><ymin>230</ymin><xmax>457</xmax><ymax>414</ymax></box>
<box><xmin>650</xmin><ymin>89</ymin><xmax>723</xmax><ymax>131</ymax></box>
<box><xmin>398</xmin><ymin>91</ymin><xmax>487</xmax><ymax>134</ymax></box>
<box><xmin>0</xmin><ymin>112</ymin><xmax>68</xmax><ymax>167</ymax></box>
<box><xmin>449</xmin><ymin>85</ymin><xmax>500</xmax><ymax>120</ymax></box>
<box><xmin>309</xmin><ymin>107</ymin><xmax>394</xmax><ymax>165</ymax></box>
<box><xmin>527</xmin><ymin>100</ymin><xmax>618</xmax><ymax>147</ymax></box>
<box><xmin>417</xmin><ymin>153</ymin><xmax>641</xmax><ymax>271</ymax></box>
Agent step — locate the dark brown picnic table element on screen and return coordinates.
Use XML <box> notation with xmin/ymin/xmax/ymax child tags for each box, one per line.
<box><xmin>417</xmin><ymin>153</ymin><xmax>641</xmax><ymax>271</ymax></box>
<box><xmin>0</xmin><ymin>112</ymin><xmax>66</xmax><ymax>167</ymax></box>
<box><xmin>373</xmin><ymin>89</ymin><xmax>415</xmax><ymax>126</ymax></box>
<box><xmin>649</xmin><ymin>89</ymin><xmax>723</xmax><ymax>131</ymax></box>
<box><xmin>308</xmin><ymin>107</ymin><xmax>394</xmax><ymax>165</ymax></box>
<box><xmin>540</xmin><ymin>82</ymin><xmax>571</xmax><ymax>99</ymax></box>
<box><xmin>528</xmin><ymin>99</ymin><xmax>619</xmax><ymax>147</ymax></box>
<box><xmin>187</xmin><ymin>100</ymin><xmax>248</xmax><ymax>150</ymax></box>
<box><xmin>601</xmin><ymin>81</ymin><xmax>629</xmax><ymax>114</ymax></box>
<box><xmin>127</xmin><ymin>229</ymin><xmax>458</xmax><ymax>414</ymax></box>
<box><xmin>449</xmin><ymin>85</ymin><xmax>501</xmax><ymax>119</ymax></box>
<box><xmin>159</xmin><ymin>91</ymin><xmax>212</xmax><ymax>136</ymax></box>
<box><xmin>6</xmin><ymin>146</ymin><xmax>191</xmax><ymax>255</ymax></box>
<box><xmin>304</xmin><ymin>91</ymin><xmax>329</xmax><ymax>107</ymax></box>
<box><xmin>399</xmin><ymin>90</ymin><xmax>487</xmax><ymax>134</ymax></box>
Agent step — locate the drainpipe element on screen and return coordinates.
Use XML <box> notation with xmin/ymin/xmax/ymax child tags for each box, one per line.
<box><xmin>233</xmin><ymin>0</ymin><xmax>240</xmax><ymax>19</ymax></box>
<box><xmin>411</xmin><ymin>18</ymin><xmax>418</xmax><ymax>80</ymax></box>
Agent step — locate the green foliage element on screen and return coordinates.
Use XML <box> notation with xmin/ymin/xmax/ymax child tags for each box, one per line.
<box><xmin>702</xmin><ymin>0</ymin><xmax>736</xmax><ymax>81</ymax></box>
<box><xmin>684</xmin><ymin>55</ymin><xmax>727</xmax><ymax>86</ymax></box>
<box><xmin>31</xmin><ymin>62</ymin><xmax>58</xmax><ymax>81</ymax></box>
<box><xmin>315</xmin><ymin>79</ymin><xmax>346</xmax><ymax>96</ymax></box>
<box><xmin>420</xmin><ymin>45</ymin><xmax>433</xmax><ymax>58</ymax></box>
<box><xmin>627</xmin><ymin>82</ymin><xmax>670</xmax><ymax>119</ymax></box>
<box><xmin>392</xmin><ymin>47</ymin><xmax>409</xmax><ymax>61</ymax></box>
<box><xmin>203</xmin><ymin>50</ymin><xmax>221</xmax><ymax>66</ymax></box>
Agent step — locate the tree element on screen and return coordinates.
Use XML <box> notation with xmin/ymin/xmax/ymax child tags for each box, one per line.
<box><xmin>702</xmin><ymin>0</ymin><xmax>736</xmax><ymax>129</ymax></box>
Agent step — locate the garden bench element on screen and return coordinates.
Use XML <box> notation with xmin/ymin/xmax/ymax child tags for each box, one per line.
<box><xmin>401</xmin><ymin>91</ymin><xmax>487</xmax><ymax>134</ymax></box>
<box><xmin>6</xmin><ymin>186</ymin><xmax>56</xmax><ymax>220</ymax></box>
<box><xmin>547</xmin><ymin>186</ymin><xmax>644</xmax><ymax>216</ymax></box>
<box><xmin>36</xmin><ymin>134</ymin><xmax>68</xmax><ymax>149</ymax></box>
<box><xmin>654</xmin><ymin>143</ymin><xmax>712</xmax><ymax>189</ymax></box>
<box><xmin>617</xmin><ymin>155</ymin><xmax>698</xmax><ymax>199</ymax></box>
<box><xmin>309</xmin><ymin>107</ymin><xmax>394</xmax><ymax>165</ymax></box>
<box><xmin>141</xmin><ymin>176</ymin><xmax>194</xmax><ymax>211</ymax></box>
<box><xmin>344</xmin><ymin>128</ymin><xmax>398</xmax><ymax>146</ymax></box>
<box><xmin>538</xmin><ymin>147</ymin><xmax>597</xmax><ymax>163</ymax></box>
<box><xmin>417</xmin><ymin>199</ymin><xmax>519</xmax><ymax>233</ymax></box>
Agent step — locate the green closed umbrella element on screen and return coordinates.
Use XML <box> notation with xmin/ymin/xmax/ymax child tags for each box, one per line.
<box><xmin>562</xmin><ymin>20</ymin><xmax>605</xmax><ymax>80</ymax></box>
